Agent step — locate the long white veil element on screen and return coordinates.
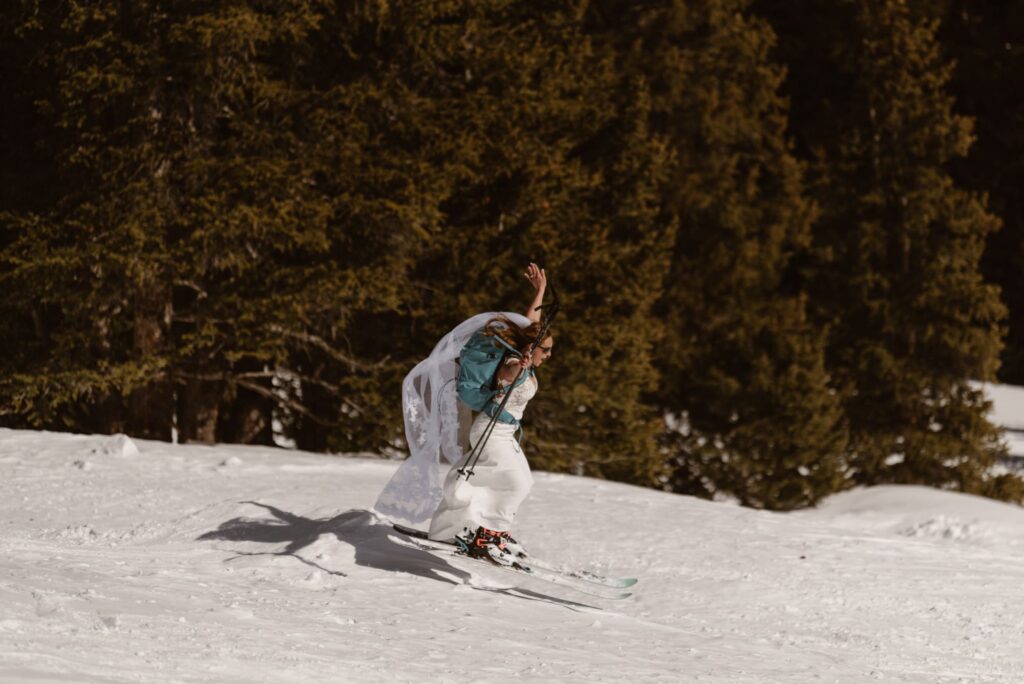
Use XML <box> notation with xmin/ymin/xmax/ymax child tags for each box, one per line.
<box><xmin>373</xmin><ymin>311</ymin><xmax>531</xmax><ymax>525</ymax></box>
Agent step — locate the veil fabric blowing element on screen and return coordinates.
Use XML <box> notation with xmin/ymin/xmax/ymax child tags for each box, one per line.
<box><xmin>373</xmin><ymin>311</ymin><xmax>531</xmax><ymax>525</ymax></box>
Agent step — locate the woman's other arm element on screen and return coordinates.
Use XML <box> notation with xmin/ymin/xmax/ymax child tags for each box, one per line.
<box><xmin>496</xmin><ymin>352</ymin><xmax>532</xmax><ymax>386</ymax></box>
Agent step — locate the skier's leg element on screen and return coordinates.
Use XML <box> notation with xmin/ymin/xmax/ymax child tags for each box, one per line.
<box><xmin>427</xmin><ymin>412</ymin><xmax>491</xmax><ymax>542</ymax></box>
<box><xmin>473</xmin><ymin>428</ymin><xmax>534</xmax><ymax>532</ymax></box>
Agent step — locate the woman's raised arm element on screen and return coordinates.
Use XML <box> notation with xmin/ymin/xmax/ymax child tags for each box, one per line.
<box><xmin>524</xmin><ymin>262</ymin><xmax>547</xmax><ymax>323</ymax></box>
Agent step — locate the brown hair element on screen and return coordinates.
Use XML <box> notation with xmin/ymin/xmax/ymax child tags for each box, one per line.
<box><xmin>482</xmin><ymin>315</ymin><xmax>552</xmax><ymax>353</ymax></box>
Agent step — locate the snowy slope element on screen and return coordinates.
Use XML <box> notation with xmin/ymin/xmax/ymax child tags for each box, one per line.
<box><xmin>3</xmin><ymin>428</ymin><xmax>1024</xmax><ymax>683</ymax></box>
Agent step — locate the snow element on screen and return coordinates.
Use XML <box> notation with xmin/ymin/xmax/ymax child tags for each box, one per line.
<box><xmin>3</xmin><ymin>428</ymin><xmax>1024</xmax><ymax>682</ymax></box>
<box><xmin>981</xmin><ymin>382</ymin><xmax>1024</xmax><ymax>460</ymax></box>
<box><xmin>982</xmin><ymin>383</ymin><xmax>1024</xmax><ymax>431</ymax></box>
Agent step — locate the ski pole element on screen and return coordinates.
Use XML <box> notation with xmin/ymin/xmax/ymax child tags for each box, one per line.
<box><xmin>458</xmin><ymin>283</ymin><xmax>560</xmax><ymax>480</ymax></box>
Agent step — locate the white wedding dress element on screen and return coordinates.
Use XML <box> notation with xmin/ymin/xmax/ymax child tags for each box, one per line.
<box><xmin>373</xmin><ymin>312</ymin><xmax>534</xmax><ymax>529</ymax></box>
<box><xmin>428</xmin><ymin>373</ymin><xmax>537</xmax><ymax>541</ymax></box>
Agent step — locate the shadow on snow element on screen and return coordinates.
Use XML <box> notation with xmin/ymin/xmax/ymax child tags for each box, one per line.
<box><xmin>198</xmin><ymin>502</ymin><xmax>595</xmax><ymax>611</ymax></box>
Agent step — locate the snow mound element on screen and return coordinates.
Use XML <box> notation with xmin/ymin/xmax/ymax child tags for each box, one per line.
<box><xmin>92</xmin><ymin>433</ymin><xmax>139</xmax><ymax>458</ymax></box>
<box><xmin>806</xmin><ymin>484</ymin><xmax>1024</xmax><ymax>545</ymax></box>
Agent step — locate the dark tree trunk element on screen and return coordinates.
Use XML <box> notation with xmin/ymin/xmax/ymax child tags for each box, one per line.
<box><xmin>217</xmin><ymin>361</ymin><xmax>275</xmax><ymax>446</ymax></box>
<box><xmin>177</xmin><ymin>376</ymin><xmax>221</xmax><ymax>443</ymax></box>
<box><xmin>294</xmin><ymin>377</ymin><xmax>331</xmax><ymax>452</ymax></box>
<box><xmin>125</xmin><ymin>273</ymin><xmax>174</xmax><ymax>440</ymax></box>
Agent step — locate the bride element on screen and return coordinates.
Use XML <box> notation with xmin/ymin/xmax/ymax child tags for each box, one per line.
<box><xmin>374</xmin><ymin>263</ymin><xmax>553</xmax><ymax>565</ymax></box>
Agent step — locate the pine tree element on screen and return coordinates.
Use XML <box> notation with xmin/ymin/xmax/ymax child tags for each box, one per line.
<box><xmin>604</xmin><ymin>0</ymin><xmax>846</xmax><ymax>509</ymax></box>
<box><xmin>162</xmin><ymin>0</ymin><xmax>375</xmax><ymax>447</ymax></box>
<box><xmin>266</xmin><ymin>0</ymin><xmax>498</xmax><ymax>452</ymax></box>
<box><xmin>1</xmin><ymin>0</ymin><xmax>177</xmax><ymax>438</ymax></box>
<box><xmin>932</xmin><ymin>1</ymin><xmax>1024</xmax><ymax>386</ymax></box>
<box><xmin>139</xmin><ymin>0</ymin><xmax>428</xmax><ymax>450</ymax></box>
<box><xmin>0</xmin><ymin>2</ymin><xmax>63</xmax><ymax>429</ymax></box>
<box><xmin>0</xmin><ymin>1</ymin><xmax>424</xmax><ymax>449</ymax></box>
<box><xmin>333</xmin><ymin>0</ymin><xmax>677</xmax><ymax>483</ymax></box>
<box><xmin>757</xmin><ymin>0</ymin><xmax>1016</xmax><ymax>498</ymax></box>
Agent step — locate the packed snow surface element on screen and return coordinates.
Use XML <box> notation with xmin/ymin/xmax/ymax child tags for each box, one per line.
<box><xmin>2</xmin><ymin>428</ymin><xmax>1024</xmax><ymax>683</ymax></box>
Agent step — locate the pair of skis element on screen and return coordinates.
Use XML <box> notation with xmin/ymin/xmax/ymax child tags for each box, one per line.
<box><xmin>390</xmin><ymin>524</ymin><xmax>637</xmax><ymax>600</ymax></box>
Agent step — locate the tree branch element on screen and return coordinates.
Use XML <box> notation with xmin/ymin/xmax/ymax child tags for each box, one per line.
<box><xmin>235</xmin><ymin>378</ymin><xmax>341</xmax><ymax>428</ymax></box>
<box><xmin>267</xmin><ymin>324</ymin><xmax>390</xmax><ymax>371</ymax></box>
<box><xmin>176</xmin><ymin>368</ymin><xmax>366</xmax><ymax>414</ymax></box>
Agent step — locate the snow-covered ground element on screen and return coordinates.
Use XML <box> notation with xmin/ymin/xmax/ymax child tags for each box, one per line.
<box><xmin>2</xmin><ymin>425</ymin><xmax>1024</xmax><ymax>684</ymax></box>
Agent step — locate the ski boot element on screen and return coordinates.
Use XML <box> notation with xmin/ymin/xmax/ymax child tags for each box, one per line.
<box><xmin>499</xmin><ymin>531</ymin><xmax>528</xmax><ymax>559</ymax></box>
<box><xmin>454</xmin><ymin>526</ymin><xmax>515</xmax><ymax>567</ymax></box>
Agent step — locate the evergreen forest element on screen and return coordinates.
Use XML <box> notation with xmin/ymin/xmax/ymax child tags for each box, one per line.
<box><xmin>3</xmin><ymin>0</ymin><xmax>1024</xmax><ymax>510</ymax></box>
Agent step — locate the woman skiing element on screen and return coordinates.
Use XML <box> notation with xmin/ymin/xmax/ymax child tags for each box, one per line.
<box><xmin>373</xmin><ymin>263</ymin><xmax>554</xmax><ymax>567</ymax></box>
<box><xmin>430</xmin><ymin>267</ymin><xmax>553</xmax><ymax>564</ymax></box>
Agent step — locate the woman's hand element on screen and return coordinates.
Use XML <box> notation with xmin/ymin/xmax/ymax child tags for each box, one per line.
<box><xmin>524</xmin><ymin>262</ymin><xmax>546</xmax><ymax>323</ymax></box>
<box><xmin>498</xmin><ymin>353</ymin><xmax>532</xmax><ymax>386</ymax></box>
<box><xmin>524</xmin><ymin>262</ymin><xmax>547</xmax><ymax>293</ymax></box>
<box><xmin>504</xmin><ymin>354</ymin><xmax>533</xmax><ymax>371</ymax></box>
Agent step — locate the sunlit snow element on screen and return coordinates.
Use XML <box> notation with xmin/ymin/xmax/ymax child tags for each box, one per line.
<box><xmin>2</xmin><ymin>386</ymin><xmax>1024</xmax><ymax>682</ymax></box>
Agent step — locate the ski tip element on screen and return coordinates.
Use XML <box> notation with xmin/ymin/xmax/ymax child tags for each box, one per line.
<box><xmin>573</xmin><ymin>573</ymin><xmax>638</xmax><ymax>588</ymax></box>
